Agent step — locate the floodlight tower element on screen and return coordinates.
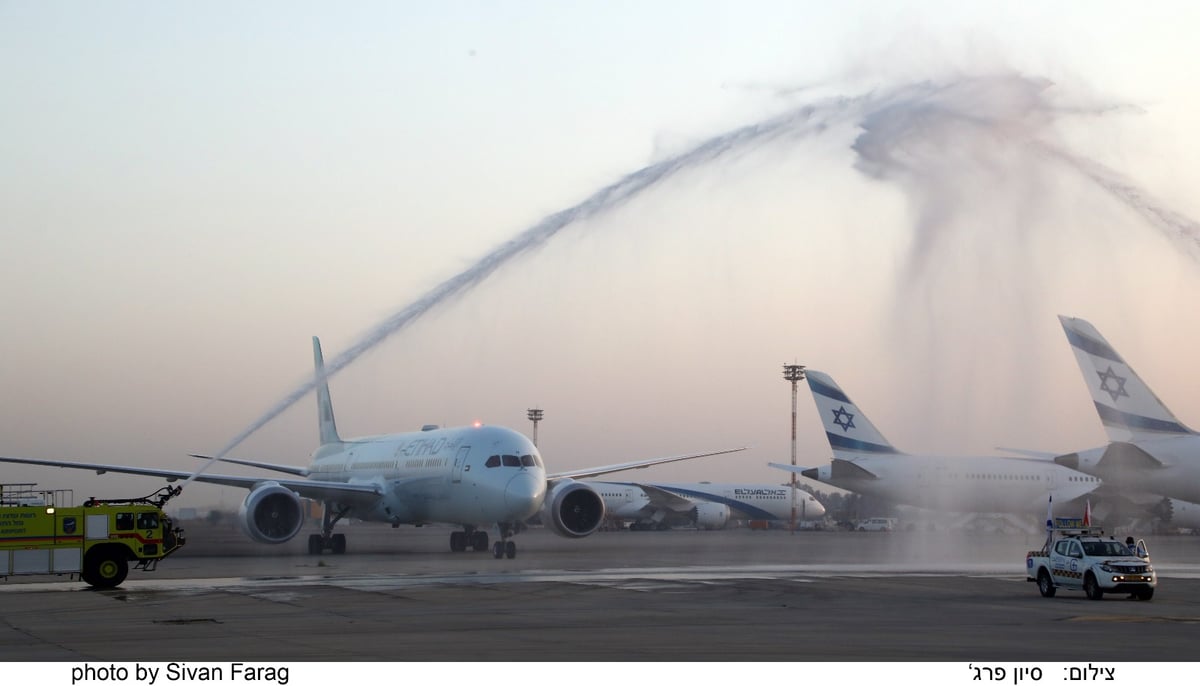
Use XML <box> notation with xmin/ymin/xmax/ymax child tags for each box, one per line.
<box><xmin>527</xmin><ymin>408</ymin><xmax>544</xmax><ymax>447</ymax></box>
<box><xmin>783</xmin><ymin>364</ymin><xmax>806</xmax><ymax>533</ymax></box>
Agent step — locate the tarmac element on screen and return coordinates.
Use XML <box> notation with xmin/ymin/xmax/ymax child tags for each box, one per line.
<box><xmin>3</xmin><ymin>523</ymin><xmax>1200</xmax><ymax>662</ymax></box>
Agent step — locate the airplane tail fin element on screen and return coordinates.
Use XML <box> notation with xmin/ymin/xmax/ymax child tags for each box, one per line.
<box><xmin>1058</xmin><ymin>315</ymin><xmax>1193</xmax><ymax>442</ymax></box>
<box><xmin>313</xmin><ymin>336</ymin><xmax>343</xmax><ymax>446</ymax></box>
<box><xmin>806</xmin><ymin>370</ymin><xmax>902</xmax><ymax>457</ymax></box>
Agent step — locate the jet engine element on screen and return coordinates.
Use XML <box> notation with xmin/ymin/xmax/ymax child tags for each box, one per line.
<box><xmin>540</xmin><ymin>479</ymin><xmax>605</xmax><ymax>538</ymax></box>
<box><xmin>691</xmin><ymin>502</ymin><xmax>731</xmax><ymax>530</ymax></box>
<box><xmin>238</xmin><ymin>482</ymin><xmax>305</xmax><ymax>544</ymax></box>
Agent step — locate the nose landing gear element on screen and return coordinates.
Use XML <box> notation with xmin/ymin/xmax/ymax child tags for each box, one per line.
<box><xmin>307</xmin><ymin>504</ymin><xmax>350</xmax><ymax>555</ymax></box>
<box><xmin>491</xmin><ymin>523</ymin><xmax>518</xmax><ymax>559</ymax></box>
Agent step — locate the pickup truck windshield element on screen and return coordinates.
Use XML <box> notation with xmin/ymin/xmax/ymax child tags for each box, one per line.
<box><xmin>1081</xmin><ymin>541</ymin><xmax>1131</xmax><ymax>557</ymax></box>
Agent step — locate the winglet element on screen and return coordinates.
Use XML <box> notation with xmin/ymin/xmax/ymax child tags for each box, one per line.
<box><xmin>313</xmin><ymin>336</ymin><xmax>343</xmax><ymax>446</ymax></box>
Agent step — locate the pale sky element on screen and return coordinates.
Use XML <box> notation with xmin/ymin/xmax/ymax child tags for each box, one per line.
<box><xmin>4</xmin><ymin>2</ymin><xmax>1200</xmax><ymax>510</ymax></box>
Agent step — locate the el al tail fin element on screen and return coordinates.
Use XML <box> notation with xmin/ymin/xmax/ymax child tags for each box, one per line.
<box><xmin>806</xmin><ymin>370</ymin><xmax>902</xmax><ymax>458</ymax></box>
<box><xmin>313</xmin><ymin>336</ymin><xmax>343</xmax><ymax>446</ymax></box>
<box><xmin>1058</xmin><ymin>315</ymin><xmax>1193</xmax><ymax>442</ymax></box>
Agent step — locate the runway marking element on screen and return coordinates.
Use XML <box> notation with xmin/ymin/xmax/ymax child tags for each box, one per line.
<box><xmin>1065</xmin><ymin>615</ymin><xmax>1200</xmax><ymax>624</ymax></box>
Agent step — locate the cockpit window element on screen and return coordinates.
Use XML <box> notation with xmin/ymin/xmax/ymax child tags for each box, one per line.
<box><xmin>485</xmin><ymin>455</ymin><xmax>501</xmax><ymax>468</ymax></box>
<box><xmin>520</xmin><ymin>455</ymin><xmax>537</xmax><ymax>467</ymax></box>
<box><xmin>502</xmin><ymin>454</ymin><xmax>521</xmax><ymax>467</ymax></box>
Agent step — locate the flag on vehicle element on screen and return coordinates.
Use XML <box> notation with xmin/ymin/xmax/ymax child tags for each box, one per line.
<box><xmin>1046</xmin><ymin>495</ymin><xmax>1053</xmax><ymax>532</ymax></box>
<box><xmin>1083</xmin><ymin>499</ymin><xmax>1092</xmax><ymax>527</ymax></box>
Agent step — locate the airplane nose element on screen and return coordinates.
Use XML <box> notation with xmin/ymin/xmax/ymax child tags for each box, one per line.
<box><xmin>505</xmin><ymin>472</ymin><xmax>544</xmax><ymax>519</ymax></box>
<box><xmin>808</xmin><ymin>498</ymin><xmax>826</xmax><ymax>518</ymax></box>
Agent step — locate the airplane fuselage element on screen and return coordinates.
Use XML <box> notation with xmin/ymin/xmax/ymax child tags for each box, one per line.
<box><xmin>594</xmin><ymin>481</ymin><xmax>826</xmax><ymax>524</ymax></box>
<box><xmin>1066</xmin><ymin>438</ymin><xmax>1200</xmax><ymax>506</ymax></box>
<box><xmin>307</xmin><ymin>424</ymin><xmax>546</xmax><ymax>526</ymax></box>
<box><xmin>810</xmin><ymin>454</ymin><xmax>1100</xmax><ymax>514</ymax></box>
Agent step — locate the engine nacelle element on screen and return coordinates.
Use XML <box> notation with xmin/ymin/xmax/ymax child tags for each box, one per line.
<box><xmin>692</xmin><ymin>502</ymin><xmax>731</xmax><ymax>530</ymax></box>
<box><xmin>540</xmin><ymin>479</ymin><xmax>605</xmax><ymax>538</ymax></box>
<box><xmin>238</xmin><ymin>482</ymin><xmax>305</xmax><ymax>544</ymax></box>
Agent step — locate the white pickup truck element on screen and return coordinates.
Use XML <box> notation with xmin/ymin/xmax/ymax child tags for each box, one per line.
<box><xmin>1025</xmin><ymin>524</ymin><xmax>1155</xmax><ymax>601</ymax></box>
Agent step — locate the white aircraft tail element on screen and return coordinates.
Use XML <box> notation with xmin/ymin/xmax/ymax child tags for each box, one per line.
<box><xmin>806</xmin><ymin>370</ymin><xmax>902</xmax><ymax>457</ymax></box>
<box><xmin>1058</xmin><ymin>315</ymin><xmax>1193</xmax><ymax>442</ymax></box>
<box><xmin>313</xmin><ymin>336</ymin><xmax>343</xmax><ymax>446</ymax></box>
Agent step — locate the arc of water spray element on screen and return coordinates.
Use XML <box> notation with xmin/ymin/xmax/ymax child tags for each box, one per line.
<box><xmin>185</xmin><ymin>95</ymin><xmax>868</xmax><ymax>484</ymax></box>
<box><xmin>1036</xmin><ymin>142</ymin><xmax>1200</xmax><ymax>260</ymax></box>
<box><xmin>187</xmin><ymin>73</ymin><xmax>1200</xmax><ymax>487</ymax></box>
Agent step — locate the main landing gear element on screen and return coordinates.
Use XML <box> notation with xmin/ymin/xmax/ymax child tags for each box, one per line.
<box><xmin>307</xmin><ymin>504</ymin><xmax>350</xmax><ymax>555</ymax></box>
<box><xmin>449</xmin><ymin>526</ymin><xmax>489</xmax><ymax>553</ymax></box>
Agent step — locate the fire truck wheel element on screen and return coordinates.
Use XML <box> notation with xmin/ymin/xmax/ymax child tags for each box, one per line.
<box><xmin>84</xmin><ymin>549</ymin><xmax>129</xmax><ymax>588</ymax></box>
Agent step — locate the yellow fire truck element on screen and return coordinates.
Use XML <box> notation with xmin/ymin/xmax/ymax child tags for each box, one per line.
<box><xmin>1</xmin><ymin>484</ymin><xmax>185</xmax><ymax>588</ymax></box>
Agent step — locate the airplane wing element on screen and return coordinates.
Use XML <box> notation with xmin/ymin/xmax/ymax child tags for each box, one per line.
<box><xmin>0</xmin><ymin>455</ymin><xmax>381</xmax><ymax>506</ymax></box>
<box><xmin>189</xmin><ymin>454</ymin><xmax>310</xmax><ymax>477</ymax></box>
<box><xmin>548</xmin><ymin>447</ymin><xmax>746</xmax><ymax>480</ymax></box>
<box><xmin>994</xmin><ymin>447</ymin><xmax>1058</xmax><ymax>460</ymax></box>
<box><xmin>768</xmin><ymin>462</ymin><xmax>806</xmax><ymax>474</ymax></box>
<box><xmin>634</xmin><ymin>483</ymin><xmax>696</xmax><ymax>512</ymax></box>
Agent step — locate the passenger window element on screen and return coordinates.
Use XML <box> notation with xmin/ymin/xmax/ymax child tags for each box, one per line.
<box><xmin>115</xmin><ymin>512</ymin><xmax>134</xmax><ymax>531</ymax></box>
<box><xmin>485</xmin><ymin>455</ymin><xmax>501</xmax><ymax>468</ymax></box>
<box><xmin>137</xmin><ymin>512</ymin><xmax>160</xmax><ymax>529</ymax></box>
<box><xmin>502</xmin><ymin>455</ymin><xmax>520</xmax><ymax>467</ymax></box>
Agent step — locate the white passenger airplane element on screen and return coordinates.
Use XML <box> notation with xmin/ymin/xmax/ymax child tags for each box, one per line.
<box><xmin>590</xmin><ymin>481</ymin><xmax>825</xmax><ymax>530</ymax></box>
<box><xmin>1055</xmin><ymin>315</ymin><xmax>1200</xmax><ymax>510</ymax></box>
<box><xmin>768</xmin><ymin>370</ymin><xmax>1101</xmax><ymax>513</ymax></box>
<box><xmin>0</xmin><ymin>338</ymin><xmax>744</xmax><ymax>559</ymax></box>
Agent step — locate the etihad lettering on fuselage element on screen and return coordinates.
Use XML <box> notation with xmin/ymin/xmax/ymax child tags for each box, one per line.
<box><xmin>734</xmin><ymin>488</ymin><xmax>788</xmax><ymax>498</ymax></box>
<box><xmin>393</xmin><ymin>437</ymin><xmax>462</xmax><ymax>459</ymax></box>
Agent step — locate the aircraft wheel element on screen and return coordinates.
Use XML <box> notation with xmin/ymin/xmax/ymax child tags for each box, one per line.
<box><xmin>471</xmin><ymin>531</ymin><xmax>489</xmax><ymax>552</ymax></box>
<box><xmin>492</xmin><ymin>541</ymin><xmax>504</xmax><ymax>559</ymax></box>
<box><xmin>1084</xmin><ymin>573</ymin><xmax>1104</xmax><ymax>600</ymax></box>
<box><xmin>450</xmin><ymin>531</ymin><xmax>465</xmax><ymax>552</ymax></box>
<box><xmin>332</xmin><ymin>533</ymin><xmax>347</xmax><ymax>555</ymax></box>
<box><xmin>1037</xmin><ymin>570</ymin><xmax>1056</xmax><ymax>598</ymax></box>
<box><xmin>505</xmin><ymin>541</ymin><xmax>516</xmax><ymax>559</ymax></box>
<box><xmin>307</xmin><ymin>534</ymin><xmax>323</xmax><ymax>555</ymax></box>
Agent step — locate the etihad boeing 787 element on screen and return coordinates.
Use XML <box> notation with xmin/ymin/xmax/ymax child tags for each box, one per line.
<box><xmin>0</xmin><ymin>338</ymin><xmax>742</xmax><ymax>559</ymax></box>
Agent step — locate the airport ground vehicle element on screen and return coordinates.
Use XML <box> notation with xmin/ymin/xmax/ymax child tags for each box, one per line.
<box><xmin>1025</xmin><ymin>518</ymin><xmax>1154</xmax><ymax>600</ymax></box>
<box><xmin>1</xmin><ymin>483</ymin><xmax>185</xmax><ymax>588</ymax></box>
<box><xmin>857</xmin><ymin>517</ymin><xmax>896</xmax><ymax>532</ymax></box>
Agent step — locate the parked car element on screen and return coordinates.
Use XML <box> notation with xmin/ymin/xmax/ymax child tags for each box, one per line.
<box><xmin>856</xmin><ymin>517</ymin><xmax>897</xmax><ymax>532</ymax></box>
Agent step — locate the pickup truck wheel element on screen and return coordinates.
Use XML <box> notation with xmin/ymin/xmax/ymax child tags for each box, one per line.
<box><xmin>1037</xmin><ymin>569</ymin><xmax>1056</xmax><ymax>598</ymax></box>
<box><xmin>1084</xmin><ymin>573</ymin><xmax>1104</xmax><ymax>600</ymax></box>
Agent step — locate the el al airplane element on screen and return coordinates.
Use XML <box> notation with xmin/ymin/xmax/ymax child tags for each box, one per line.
<box><xmin>0</xmin><ymin>338</ymin><xmax>744</xmax><ymax>559</ymax></box>
<box><xmin>1054</xmin><ymin>315</ymin><xmax>1200</xmax><ymax>518</ymax></box>
<box><xmin>589</xmin><ymin>481</ymin><xmax>825</xmax><ymax>530</ymax></box>
<box><xmin>767</xmin><ymin>370</ymin><xmax>1101</xmax><ymax>513</ymax></box>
